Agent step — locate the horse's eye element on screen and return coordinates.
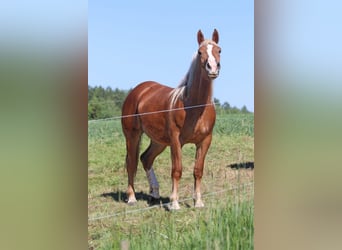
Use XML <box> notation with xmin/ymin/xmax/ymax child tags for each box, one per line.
<box><xmin>219</xmin><ymin>49</ymin><xmax>221</xmax><ymax>54</ymax></box>
<box><xmin>198</xmin><ymin>50</ymin><xmax>202</xmax><ymax>55</ymax></box>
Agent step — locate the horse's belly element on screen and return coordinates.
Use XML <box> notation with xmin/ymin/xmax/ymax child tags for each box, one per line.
<box><xmin>144</xmin><ymin>128</ymin><xmax>171</xmax><ymax>145</ymax></box>
<box><xmin>140</xmin><ymin>118</ymin><xmax>171</xmax><ymax>145</ymax></box>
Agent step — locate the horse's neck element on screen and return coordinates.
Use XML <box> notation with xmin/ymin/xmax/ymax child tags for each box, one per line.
<box><xmin>186</xmin><ymin>61</ymin><xmax>213</xmax><ymax>105</ymax></box>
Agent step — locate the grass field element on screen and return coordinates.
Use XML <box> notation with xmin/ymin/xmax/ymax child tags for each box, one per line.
<box><xmin>88</xmin><ymin>114</ymin><xmax>254</xmax><ymax>249</ymax></box>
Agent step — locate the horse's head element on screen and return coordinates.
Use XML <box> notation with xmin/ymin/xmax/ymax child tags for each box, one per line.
<box><xmin>197</xmin><ymin>29</ymin><xmax>221</xmax><ymax>79</ymax></box>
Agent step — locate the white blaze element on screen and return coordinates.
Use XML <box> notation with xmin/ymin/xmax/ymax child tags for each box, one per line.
<box><xmin>206</xmin><ymin>44</ymin><xmax>217</xmax><ymax>72</ymax></box>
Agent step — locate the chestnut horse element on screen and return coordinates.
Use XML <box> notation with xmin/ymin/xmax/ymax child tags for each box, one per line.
<box><xmin>121</xmin><ymin>29</ymin><xmax>221</xmax><ymax>210</ymax></box>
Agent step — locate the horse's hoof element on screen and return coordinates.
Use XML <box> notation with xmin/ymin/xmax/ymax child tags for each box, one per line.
<box><xmin>148</xmin><ymin>196</ymin><xmax>160</xmax><ymax>205</ymax></box>
<box><xmin>127</xmin><ymin>197</ymin><xmax>137</xmax><ymax>205</ymax></box>
<box><xmin>194</xmin><ymin>200</ymin><xmax>205</xmax><ymax>208</ymax></box>
<box><xmin>169</xmin><ymin>201</ymin><xmax>181</xmax><ymax>210</ymax></box>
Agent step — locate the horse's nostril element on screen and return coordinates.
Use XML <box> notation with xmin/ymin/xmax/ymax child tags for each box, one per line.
<box><xmin>206</xmin><ymin>63</ymin><xmax>211</xmax><ymax>69</ymax></box>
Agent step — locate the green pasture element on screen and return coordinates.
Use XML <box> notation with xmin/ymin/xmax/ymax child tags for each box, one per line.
<box><xmin>88</xmin><ymin>114</ymin><xmax>254</xmax><ymax>249</ymax></box>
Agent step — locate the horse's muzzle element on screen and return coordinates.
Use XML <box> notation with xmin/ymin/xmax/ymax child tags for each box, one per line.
<box><xmin>208</xmin><ymin>72</ymin><xmax>219</xmax><ymax>79</ymax></box>
<box><xmin>206</xmin><ymin>61</ymin><xmax>220</xmax><ymax>79</ymax></box>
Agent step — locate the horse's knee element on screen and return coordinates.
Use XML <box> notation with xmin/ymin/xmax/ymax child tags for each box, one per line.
<box><xmin>193</xmin><ymin>168</ymin><xmax>203</xmax><ymax>179</ymax></box>
<box><xmin>172</xmin><ymin>168</ymin><xmax>182</xmax><ymax>180</ymax></box>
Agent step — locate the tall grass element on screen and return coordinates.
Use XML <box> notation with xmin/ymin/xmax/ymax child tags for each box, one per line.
<box><xmin>97</xmin><ymin>187</ymin><xmax>254</xmax><ymax>250</ymax></box>
<box><xmin>214</xmin><ymin>114</ymin><xmax>254</xmax><ymax>137</ymax></box>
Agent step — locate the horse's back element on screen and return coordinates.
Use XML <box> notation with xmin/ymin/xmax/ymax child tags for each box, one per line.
<box><xmin>123</xmin><ymin>81</ymin><xmax>162</xmax><ymax>113</ymax></box>
<box><xmin>124</xmin><ymin>81</ymin><xmax>172</xmax><ymax>109</ymax></box>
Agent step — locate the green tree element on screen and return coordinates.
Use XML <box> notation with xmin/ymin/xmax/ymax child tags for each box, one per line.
<box><xmin>88</xmin><ymin>85</ymin><xmax>252</xmax><ymax>120</ymax></box>
<box><xmin>88</xmin><ymin>85</ymin><xmax>129</xmax><ymax>120</ymax></box>
<box><xmin>88</xmin><ymin>96</ymin><xmax>102</xmax><ymax>119</ymax></box>
<box><xmin>241</xmin><ymin>105</ymin><xmax>249</xmax><ymax>114</ymax></box>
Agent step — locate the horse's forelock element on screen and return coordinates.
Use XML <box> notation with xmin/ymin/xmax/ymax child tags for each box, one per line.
<box><xmin>199</xmin><ymin>39</ymin><xmax>218</xmax><ymax>48</ymax></box>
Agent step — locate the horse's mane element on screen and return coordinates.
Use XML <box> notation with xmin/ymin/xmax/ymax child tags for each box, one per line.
<box><xmin>169</xmin><ymin>52</ymin><xmax>199</xmax><ymax>108</ymax></box>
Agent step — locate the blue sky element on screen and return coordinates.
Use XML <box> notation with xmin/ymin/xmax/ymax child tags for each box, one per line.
<box><xmin>89</xmin><ymin>0</ymin><xmax>254</xmax><ymax>111</ymax></box>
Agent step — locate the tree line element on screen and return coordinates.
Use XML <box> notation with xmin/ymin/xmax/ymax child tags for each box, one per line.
<box><xmin>88</xmin><ymin>85</ymin><xmax>251</xmax><ymax>120</ymax></box>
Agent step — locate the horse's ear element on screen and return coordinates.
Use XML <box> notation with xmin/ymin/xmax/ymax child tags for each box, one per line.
<box><xmin>212</xmin><ymin>29</ymin><xmax>219</xmax><ymax>44</ymax></box>
<box><xmin>197</xmin><ymin>30</ymin><xmax>205</xmax><ymax>45</ymax></box>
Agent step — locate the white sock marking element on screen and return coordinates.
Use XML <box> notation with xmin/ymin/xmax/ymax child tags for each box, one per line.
<box><xmin>146</xmin><ymin>167</ymin><xmax>160</xmax><ymax>198</ymax></box>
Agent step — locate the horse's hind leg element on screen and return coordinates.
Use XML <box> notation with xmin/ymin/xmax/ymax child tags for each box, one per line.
<box><xmin>140</xmin><ymin>140</ymin><xmax>166</xmax><ymax>199</ymax></box>
<box><xmin>124</xmin><ymin>131</ymin><xmax>142</xmax><ymax>204</ymax></box>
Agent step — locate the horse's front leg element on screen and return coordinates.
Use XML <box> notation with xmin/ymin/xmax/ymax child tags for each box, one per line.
<box><xmin>169</xmin><ymin>137</ymin><xmax>182</xmax><ymax>210</ymax></box>
<box><xmin>194</xmin><ymin>134</ymin><xmax>212</xmax><ymax>208</ymax></box>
